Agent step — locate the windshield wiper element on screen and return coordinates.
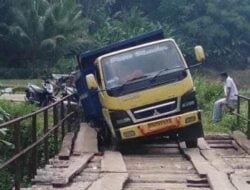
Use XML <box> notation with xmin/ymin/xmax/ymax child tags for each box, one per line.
<box><xmin>117</xmin><ymin>75</ymin><xmax>148</xmax><ymax>90</ymax></box>
<box><xmin>150</xmin><ymin>66</ymin><xmax>184</xmax><ymax>82</ymax></box>
<box><xmin>150</xmin><ymin>68</ymin><xmax>170</xmax><ymax>82</ymax></box>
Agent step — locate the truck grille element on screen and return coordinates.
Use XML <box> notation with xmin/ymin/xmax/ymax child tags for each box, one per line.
<box><xmin>132</xmin><ymin>98</ymin><xmax>178</xmax><ymax>120</ymax></box>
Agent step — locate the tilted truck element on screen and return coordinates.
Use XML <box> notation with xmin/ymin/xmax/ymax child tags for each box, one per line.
<box><xmin>75</xmin><ymin>30</ymin><xmax>205</xmax><ymax>148</ymax></box>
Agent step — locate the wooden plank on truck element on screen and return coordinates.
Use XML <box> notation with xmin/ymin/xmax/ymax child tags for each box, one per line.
<box><xmin>73</xmin><ymin>123</ymin><xmax>98</xmax><ymax>155</ymax></box>
<box><xmin>58</xmin><ymin>132</ymin><xmax>75</xmax><ymax>160</ymax></box>
<box><xmin>101</xmin><ymin>151</ymin><xmax>127</xmax><ymax>173</ymax></box>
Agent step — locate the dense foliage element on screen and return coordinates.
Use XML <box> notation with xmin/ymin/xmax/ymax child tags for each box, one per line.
<box><xmin>0</xmin><ymin>0</ymin><xmax>249</xmax><ymax>76</ymax></box>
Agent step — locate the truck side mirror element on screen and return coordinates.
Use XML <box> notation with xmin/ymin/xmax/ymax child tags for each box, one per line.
<box><xmin>86</xmin><ymin>74</ymin><xmax>98</xmax><ymax>90</ymax></box>
<box><xmin>194</xmin><ymin>46</ymin><xmax>205</xmax><ymax>62</ymax></box>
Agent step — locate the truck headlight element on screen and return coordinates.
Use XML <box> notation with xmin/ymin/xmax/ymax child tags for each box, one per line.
<box><xmin>182</xmin><ymin>100</ymin><xmax>196</xmax><ymax>108</ymax></box>
<box><xmin>181</xmin><ymin>90</ymin><xmax>197</xmax><ymax>110</ymax></box>
<box><xmin>110</xmin><ymin>111</ymin><xmax>132</xmax><ymax>128</ymax></box>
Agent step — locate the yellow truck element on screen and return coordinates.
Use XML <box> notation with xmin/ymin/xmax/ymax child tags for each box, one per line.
<box><xmin>76</xmin><ymin>30</ymin><xmax>205</xmax><ymax>148</ymax></box>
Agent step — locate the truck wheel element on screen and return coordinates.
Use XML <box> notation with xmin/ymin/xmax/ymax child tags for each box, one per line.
<box><xmin>98</xmin><ymin>126</ymin><xmax>111</xmax><ymax>146</ymax></box>
<box><xmin>185</xmin><ymin>139</ymin><xmax>198</xmax><ymax>148</ymax></box>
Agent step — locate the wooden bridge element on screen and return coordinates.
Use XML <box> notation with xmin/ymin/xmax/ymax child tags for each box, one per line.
<box><xmin>1</xmin><ymin>94</ymin><xmax>250</xmax><ymax>190</ymax></box>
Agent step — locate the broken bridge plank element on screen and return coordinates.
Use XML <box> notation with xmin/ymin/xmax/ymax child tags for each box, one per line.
<box><xmin>52</xmin><ymin>153</ymin><xmax>94</xmax><ymax>187</ymax></box>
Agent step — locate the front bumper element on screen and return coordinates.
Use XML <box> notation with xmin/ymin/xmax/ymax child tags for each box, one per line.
<box><xmin>119</xmin><ymin>110</ymin><xmax>201</xmax><ymax>140</ymax></box>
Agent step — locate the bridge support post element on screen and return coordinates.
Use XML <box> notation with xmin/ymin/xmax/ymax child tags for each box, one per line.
<box><xmin>237</xmin><ymin>97</ymin><xmax>240</xmax><ymax>128</ymax></box>
<box><xmin>247</xmin><ymin>100</ymin><xmax>250</xmax><ymax>139</ymax></box>
<box><xmin>44</xmin><ymin>110</ymin><xmax>49</xmax><ymax>164</ymax></box>
<box><xmin>31</xmin><ymin>115</ymin><xmax>37</xmax><ymax>176</ymax></box>
<box><xmin>67</xmin><ymin>97</ymin><xmax>72</xmax><ymax>132</ymax></box>
<box><xmin>14</xmin><ymin>122</ymin><xmax>21</xmax><ymax>190</ymax></box>
<box><xmin>53</xmin><ymin>105</ymin><xmax>59</xmax><ymax>153</ymax></box>
<box><xmin>60</xmin><ymin>102</ymin><xmax>65</xmax><ymax>139</ymax></box>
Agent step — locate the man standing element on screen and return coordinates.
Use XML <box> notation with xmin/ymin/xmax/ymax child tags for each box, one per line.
<box><xmin>212</xmin><ymin>72</ymin><xmax>238</xmax><ymax>122</ymax></box>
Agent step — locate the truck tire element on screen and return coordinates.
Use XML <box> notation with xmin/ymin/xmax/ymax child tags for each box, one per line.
<box><xmin>98</xmin><ymin>126</ymin><xmax>111</xmax><ymax>146</ymax></box>
<box><xmin>185</xmin><ymin>139</ymin><xmax>198</xmax><ymax>148</ymax></box>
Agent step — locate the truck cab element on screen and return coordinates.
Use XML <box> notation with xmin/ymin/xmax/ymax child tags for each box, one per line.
<box><xmin>76</xmin><ymin>30</ymin><xmax>205</xmax><ymax>147</ymax></box>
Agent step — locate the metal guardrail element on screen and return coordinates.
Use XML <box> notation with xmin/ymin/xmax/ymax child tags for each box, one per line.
<box><xmin>234</xmin><ymin>95</ymin><xmax>250</xmax><ymax>139</ymax></box>
<box><xmin>0</xmin><ymin>95</ymin><xmax>80</xmax><ymax>190</ymax></box>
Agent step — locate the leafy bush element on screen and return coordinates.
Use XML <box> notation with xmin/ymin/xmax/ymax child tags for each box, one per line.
<box><xmin>0</xmin><ymin>100</ymin><xmax>48</xmax><ymax>189</ymax></box>
<box><xmin>195</xmin><ymin>76</ymin><xmax>223</xmax><ymax>110</ymax></box>
<box><xmin>0</xmin><ymin>106</ymin><xmax>10</xmax><ymax>123</ymax></box>
<box><xmin>0</xmin><ymin>100</ymin><xmax>37</xmax><ymax>117</ymax></box>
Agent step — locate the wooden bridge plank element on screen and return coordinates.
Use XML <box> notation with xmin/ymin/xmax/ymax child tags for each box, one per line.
<box><xmin>73</xmin><ymin>123</ymin><xmax>98</xmax><ymax>155</ymax></box>
<box><xmin>207</xmin><ymin>170</ymin><xmax>235</xmax><ymax>190</ymax></box>
<box><xmin>182</xmin><ymin>148</ymin><xmax>209</xmax><ymax>177</ymax></box>
<box><xmin>181</xmin><ymin>147</ymin><xmax>236</xmax><ymax>190</ymax></box>
<box><xmin>198</xmin><ymin>138</ymin><xmax>210</xmax><ymax>150</ymax></box>
<box><xmin>233</xmin><ymin>131</ymin><xmax>250</xmax><ymax>154</ymax></box>
<box><xmin>230</xmin><ymin>175</ymin><xmax>250</xmax><ymax>190</ymax></box>
<box><xmin>200</xmin><ymin>149</ymin><xmax>234</xmax><ymax>174</ymax></box>
<box><xmin>52</xmin><ymin>153</ymin><xmax>94</xmax><ymax>187</ymax></box>
<box><xmin>88</xmin><ymin>173</ymin><xmax>128</xmax><ymax>190</ymax></box>
<box><xmin>101</xmin><ymin>151</ymin><xmax>127</xmax><ymax>173</ymax></box>
<box><xmin>58</xmin><ymin>132</ymin><xmax>75</xmax><ymax>160</ymax></box>
<box><xmin>205</xmin><ymin>133</ymin><xmax>233</xmax><ymax>140</ymax></box>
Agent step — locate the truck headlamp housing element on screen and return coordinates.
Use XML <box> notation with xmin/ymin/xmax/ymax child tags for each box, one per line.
<box><xmin>182</xmin><ymin>100</ymin><xmax>196</xmax><ymax>108</ymax></box>
<box><xmin>181</xmin><ymin>90</ymin><xmax>197</xmax><ymax>111</ymax></box>
<box><xmin>110</xmin><ymin>111</ymin><xmax>132</xmax><ymax>128</ymax></box>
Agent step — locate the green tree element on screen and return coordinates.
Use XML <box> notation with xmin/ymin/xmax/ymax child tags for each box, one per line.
<box><xmin>157</xmin><ymin>0</ymin><xmax>250</xmax><ymax>68</ymax></box>
<box><xmin>93</xmin><ymin>7</ymin><xmax>157</xmax><ymax>46</ymax></box>
<box><xmin>0</xmin><ymin>0</ymin><xmax>90</xmax><ymax>75</ymax></box>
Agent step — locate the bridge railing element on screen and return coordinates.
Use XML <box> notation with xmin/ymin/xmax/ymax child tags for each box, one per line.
<box><xmin>233</xmin><ymin>95</ymin><xmax>250</xmax><ymax>139</ymax></box>
<box><xmin>0</xmin><ymin>95</ymin><xmax>80</xmax><ymax>190</ymax></box>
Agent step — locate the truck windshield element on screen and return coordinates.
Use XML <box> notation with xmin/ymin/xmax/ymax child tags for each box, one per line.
<box><xmin>101</xmin><ymin>41</ymin><xmax>185</xmax><ymax>90</ymax></box>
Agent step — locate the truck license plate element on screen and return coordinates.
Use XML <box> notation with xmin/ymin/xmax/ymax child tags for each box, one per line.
<box><xmin>148</xmin><ymin>118</ymin><xmax>172</xmax><ymax>129</ymax></box>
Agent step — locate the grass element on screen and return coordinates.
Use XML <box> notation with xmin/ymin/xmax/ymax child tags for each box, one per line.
<box><xmin>0</xmin><ymin>79</ymin><xmax>42</xmax><ymax>88</ymax></box>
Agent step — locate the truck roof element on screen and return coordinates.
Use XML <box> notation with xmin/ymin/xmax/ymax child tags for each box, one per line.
<box><xmin>78</xmin><ymin>29</ymin><xmax>164</xmax><ymax>66</ymax></box>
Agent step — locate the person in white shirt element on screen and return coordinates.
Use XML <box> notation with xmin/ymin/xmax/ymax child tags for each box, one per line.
<box><xmin>212</xmin><ymin>72</ymin><xmax>238</xmax><ymax>122</ymax></box>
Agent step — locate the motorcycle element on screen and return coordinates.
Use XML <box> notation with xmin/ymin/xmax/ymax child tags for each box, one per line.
<box><xmin>51</xmin><ymin>74</ymin><xmax>70</xmax><ymax>96</ymax></box>
<box><xmin>25</xmin><ymin>78</ymin><xmax>56</xmax><ymax>107</ymax></box>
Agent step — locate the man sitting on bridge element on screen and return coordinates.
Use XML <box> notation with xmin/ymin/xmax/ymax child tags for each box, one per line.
<box><xmin>212</xmin><ymin>72</ymin><xmax>238</xmax><ymax>122</ymax></box>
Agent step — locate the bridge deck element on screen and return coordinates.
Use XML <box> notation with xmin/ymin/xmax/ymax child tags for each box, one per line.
<box><xmin>22</xmin><ymin>124</ymin><xmax>250</xmax><ymax>190</ymax></box>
